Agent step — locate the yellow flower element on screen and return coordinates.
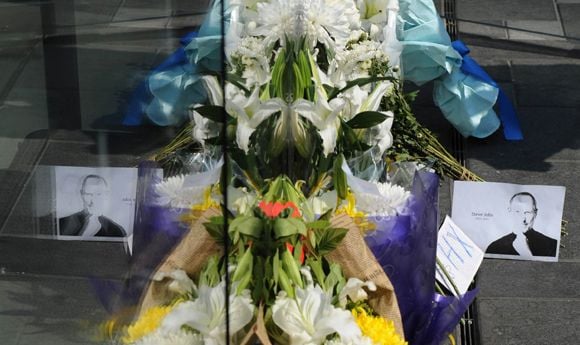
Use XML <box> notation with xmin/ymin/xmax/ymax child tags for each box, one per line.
<box><xmin>352</xmin><ymin>307</ymin><xmax>407</xmax><ymax>345</ymax></box>
<box><xmin>122</xmin><ymin>305</ymin><xmax>173</xmax><ymax>344</ymax></box>
<box><xmin>336</xmin><ymin>192</ymin><xmax>376</xmax><ymax>232</ymax></box>
<box><xmin>182</xmin><ymin>186</ymin><xmax>221</xmax><ymax>222</ymax></box>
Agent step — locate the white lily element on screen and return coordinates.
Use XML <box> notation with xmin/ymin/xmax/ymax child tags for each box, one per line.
<box><xmin>227</xmin><ymin>186</ymin><xmax>257</xmax><ymax>215</ymax></box>
<box><xmin>356</xmin><ymin>0</ymin><xmax>389</xmax><ymax>26</ymax></box>
<box><xmin>272</xmin><ymin>284</ymin><xmax>362</xmax><ymax>345</ymax></box>
<box><xmin>340</xmin><ymin>82</ymin><xmax>394</xmax><ymax>155</ymax></box>
<box><xmin>153</xmin><ymin>269</ymin><xmax>196</xmax><ymax>295</ymax></box>
<box><xmin>161</xmin><ymin>281</ymin><xmax>254</xmax><ymax>345</ymax></box>
<box><xmin>338</xmin><ymin>278</ymin><xmax>377</xmax><ymax>308</ymax></box>
<box><xmin>226</xmin><ymin>87</ymin><xmax>284</xmax><ymax>153</ymax></box>
<box><xmin>293</xmin><ymin>87</ymin><xmax>346</xmax><ymax>156</ymax></box>
<box><xmin>190</xmin><ymin>76</ymin><xmax>222</xmax><ymax>145</ymax></box>
<box><xmin>366</xmin><ymin>111</ymin><xmax>394</xmax><ymax>154</ymax></box>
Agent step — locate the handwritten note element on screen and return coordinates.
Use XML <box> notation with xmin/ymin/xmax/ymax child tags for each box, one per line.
<box><xmin>435</xmin><ymin>216</ymin><xmax>484</xmax><ymax>296</ymax></box>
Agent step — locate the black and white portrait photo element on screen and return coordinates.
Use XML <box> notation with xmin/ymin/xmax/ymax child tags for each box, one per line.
<box><xmin>55</xmin><ymin>166</ymin><xmax>138</xmax><ymax>241</ymax></box>
<box><xmin>451</xmin><ymin>181</ymin><xmax>566</xmax><ymax>262</ymax></box>
<box><xmin>486</xmin><ymin>192</ymin><xmax>558</xmax><ymax>257</ymax></box>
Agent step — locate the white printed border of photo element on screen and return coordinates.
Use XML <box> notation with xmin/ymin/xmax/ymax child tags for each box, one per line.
<box><xmin>451</xmin><ymin>181</ymin><xmax>566</xmax><ymax>263</ymax></box>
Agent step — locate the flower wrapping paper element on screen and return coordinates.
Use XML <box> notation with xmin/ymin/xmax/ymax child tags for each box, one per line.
<box><xmin>365</xmin><ymin>171</ymin><xmax>478</xmax><ymax>345</ymax></box>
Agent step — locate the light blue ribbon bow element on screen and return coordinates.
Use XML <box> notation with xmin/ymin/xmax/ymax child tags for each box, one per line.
<box><xmin>398</xmin><ymin>0</ymin><xmax>522</xmax><ymax>140</ymax></box>
<box><xmin>451</xmin><ymin>40</ymin><xmax>523</xmax><ymax>140</ymax></box>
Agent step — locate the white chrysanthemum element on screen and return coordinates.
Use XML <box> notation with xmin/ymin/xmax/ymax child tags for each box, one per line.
<box><xmin>134</xmin><ymin>329</ymin><xmax>204</xmax><ymax>345</ymax></box>
<box><xmin>356</xmin><ymin>181</ymin><xmax>410</xmax><ymax>216</ymax></box>
<box><xmin>253</xmin><ymin>0</ymin><xmax>360</xmax><ymax>51</ymax></box>
<box><xmin>230</xmin><ymin>36</ymin><xmax>270</xmax><ymax>86</ymax></box>
<box><xmin>161</xmin><ymin>282</ymin><xmax>255</xmax><ymax>345</ymax></box>
<box><xmin>154</xmin><ymin>175</ymin><xmax>206</xmax><ymax>208</ymax></box>
<box><xmin>272</xmin><ymin>284</ymin><xmax>362</xmax><ymax>344</ymax></box>
<box><xmin>330</xmin><ymin>40</ymin><xmax>390</xmax><ymax>84</ymax></box>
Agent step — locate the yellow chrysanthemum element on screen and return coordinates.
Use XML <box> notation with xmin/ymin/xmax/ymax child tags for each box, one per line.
<box><xmin>336</xmin><ymin>192</ymin><xmax>376</xmax><ymax>232</ymax></box>
<box><xmin>182</xmin><ymin>186</ymin><xmax>220</xmax><ymax>222</ymax></box>
<box><xmin>352</xmin><ymin>307</ymin><xmax>407</xmax><ymax>345</ymax></box>
<box><xmin>122</xmin><ymin>305</ymin><xmax>173</xmax><ymax>344</ymax></box>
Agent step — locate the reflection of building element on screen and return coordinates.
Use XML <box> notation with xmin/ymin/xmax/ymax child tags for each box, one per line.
<box><xmin>58</xmin><ymin>175</ymin><xmax>125</xmax><ymax>237</ymax></box>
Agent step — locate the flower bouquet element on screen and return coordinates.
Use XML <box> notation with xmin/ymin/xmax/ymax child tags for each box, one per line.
<box><xmin>95</xmin><ymin>0</ymin><xmax>507</xmax><ymax>344</ymax></box>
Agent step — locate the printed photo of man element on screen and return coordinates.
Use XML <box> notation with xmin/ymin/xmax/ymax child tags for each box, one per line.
<box><xmin>58</xmin><ymin>174</ymin><xmax>126</xmax><ymax>237</ymax></box>
<box><xmin>486</xmin><ymin>192</ymin><xmax>557</xmax><ymax>257</ymax></box>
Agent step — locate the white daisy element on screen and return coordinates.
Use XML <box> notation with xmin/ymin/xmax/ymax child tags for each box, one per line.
<box><xmin>133</xmin><ymin>329</ymin><xmax>204</xmax><ymax>345</ymax></box>
<box><xmin>356</xmin><ymin>181</ymin><xmax>410</xmax><ymax>216</ymax></box>
<box><xmin>154</xmin><ymin>175</ymin><xmax>206</xmax><ymax>208</ymax></box>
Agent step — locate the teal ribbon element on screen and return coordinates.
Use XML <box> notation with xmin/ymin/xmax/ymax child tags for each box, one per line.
<box><xmin>452</xmin><ymin>40</ymin><xmax>523</xmax><ymax>140</ymax></box>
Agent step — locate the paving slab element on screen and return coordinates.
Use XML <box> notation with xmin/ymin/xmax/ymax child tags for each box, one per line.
<box><xmin>477</xmin><ymin>298</ymin><xmax>580</xmax><ymax>345</ymax></box>
<box><xmin>457</xmin><ymin>0</ymin><xmax>558</xmax><ymax>21</ymax></box>
<box><xmin>0</xmin><ymin>274</ymin><xmax>108</xmax><ymax>345</ymax></box>
<box><xmin>477</xmin><ymin>260</ymin><xmax>580</xmax><ymax>298</ymax></box>
<box><xmin>466</xmin><ymin>107</ymin><xmax>580</xmax><ymax>162</ymax></box>
<box><xmin>507</xmin><ymin>20</ymin><xmax>565</xmax><ymax>40</ymax></box>
<box><xmin>0</xmin><ymin>4</ymin><xmax>43</xmax><ymax>44</ymax></box>
<box><xmin>511</xmin><ymin>60</ymin><xmax>580</xmax><ymax>107</ymax></box>
<box><xmin>459</xmin><ymin>19</ymin><xmax>508</xmax><ymax>39</ymax></box>
<box><xmin>559</xmin><ymin>4</ymin><xmax>580</xmax><ymax>38</ymax></box>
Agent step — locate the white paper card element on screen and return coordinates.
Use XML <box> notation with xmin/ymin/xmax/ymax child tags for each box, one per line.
<box><xmin>436</xmin><ymin>216</ymin><xmax>484</xmax><ymax>295</ymax></box>
<box><xmin>452</xmin><ymin>181</ymin><xmax>565</xmax><ymax>262</ymax></box>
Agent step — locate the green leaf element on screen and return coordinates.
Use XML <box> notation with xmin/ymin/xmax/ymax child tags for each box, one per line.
<box><xmin>229</xmin><ymin>215</ymin><xmax>264</xmax><ymax>239</ymax></box>
<box><xmin>327</xmin><ymin>76</ymin><xmax>397</xmax><ymax>100</ymax></box>
<box><xmin>306</xmin><ymin>257</ymin><xmax>326</xmax><ymax>290</ymax></box>
<box><xmin>346</xmin><ymin>111</ymin><xmax>388</xmax><ymax>129</ymax></box>
<box><xmin>324</xmin><ymin>262</ymin><xmax>344</xmax><ymax>293</ymax></box>
<box><xmin>333</xmin><ymin>155</ymin><xmax>348</xmax><ymax>200</ymax></box>
<box><xmin>306</xmin><ymin>220</ymin><xmax>331</xmax><ymax>229</ymax></box>
<box><xmin>273</xmin><ymin>249</ymin><xmax>280</xmax><ymax>286</ymax></box>
<box><xmin>227</xmin><ymin>73</ymin><xmax>251</xmax><ymax>96</ymax></box>
<box><xmin>273</xmin><ymin>218</ymin><xmax>307</xmax><ymax>239</ymax></box>
<box><xmin>203</xmin><ymin>217</ymin><xmax>225</xmax><ymax>244</ymax></box>
<box><xmin>194</xmin><ymin>105</ymin><xmax>233</xmax><ymax>123</ymax></box>
<box><xmin>315</xmin><ymin>227</ymin><xmax>349</xmax><ymax>255</ymax></box>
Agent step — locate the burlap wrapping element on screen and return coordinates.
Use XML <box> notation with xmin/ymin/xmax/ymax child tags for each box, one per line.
<box><xmin>137</xmin><ymin>208</ymin><xmax>404</xmax><ymax>341</ymax></box>
<box><xmin>137</xmin><ymin>207</ymin><xmax>223</xmax><ymax>315</ymax></box>
<box><xmin>328</xmin><ymin>213</ymin><xmax>405</xmax><ymax>338</ymax></box>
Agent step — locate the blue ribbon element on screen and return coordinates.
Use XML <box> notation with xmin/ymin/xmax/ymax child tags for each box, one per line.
<box><xmin>452</xmin><ymin>40</ymin><xmax>523</xmax><ymax>140</ymax></box>
<box><xmin>123</xmin><ymin>31</ymin><xmax>199</xmax><ymax>126</ymax></box>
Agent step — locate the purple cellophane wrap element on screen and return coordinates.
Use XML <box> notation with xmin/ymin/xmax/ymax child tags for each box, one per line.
<box><xmin>365</xmin><ymin>171</ymin><xmax>478</xmax><ymax>345</ymax></box>
<box><xmin>90</xmin><ymin>162</ymin><xmax>191</xmax><ymax>314</ymax></box>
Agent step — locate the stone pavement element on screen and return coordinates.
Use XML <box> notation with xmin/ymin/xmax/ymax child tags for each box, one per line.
<box><xmin>1</xmin><ymin>0</ymin><xmax>579</xmax><ymax>344</ymax></box>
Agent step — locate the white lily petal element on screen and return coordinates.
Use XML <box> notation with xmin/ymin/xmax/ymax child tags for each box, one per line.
<box><xmin>248</xmin><ymin>99</ymin><xmax>283</xmax><ymax>127</ymax></box>
<box><xmin>161</xmin><ymin>282</ymin><xmax>254</xmax><ymax>345</ymax></box>
<box><xmin>338</xmin><ymin>278</ymin><xmax>377</xmax><ymax>308</ymax></box>
<box><xmin>236</xmin><ymin>122</ymin><xmax>255</xmax><ymax>153</ymax></box>
<box><xmin>360</xmin><ymin>82</ymin><xmax>392</xmax><ymax>112</ymax></box>
<box><xmin>293</xmin><ymin>100</ymin><xmax>325</xmax><ymax>129</ymax></box>
<box><xmin>201</xmin><ymin>75</ymin><xmax>224</xmax><ymax>106</ymax></box>
<box><xmin>272</xmin><ymin>284</ymin><xmax>362</xmax><ymax>345</ymax></box>
<box><xmin>319</xmin><ymin>127</ymin><xmax>338</xmax><ymax>156</ymax></box>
